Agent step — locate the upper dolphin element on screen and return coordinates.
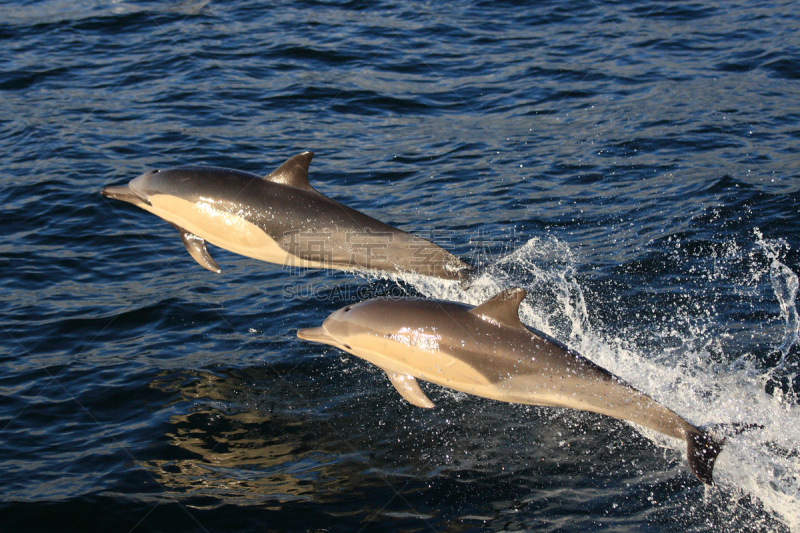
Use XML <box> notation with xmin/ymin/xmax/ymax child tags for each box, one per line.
<box><xmin>101</xmin><ymin>152</ymin><xmax>474</xmax><ymax>283</ymax></box>
<box><xmin>297</xmin><ymin>288</ymin><xmax>725</xmax><ymax>485</ymax></box>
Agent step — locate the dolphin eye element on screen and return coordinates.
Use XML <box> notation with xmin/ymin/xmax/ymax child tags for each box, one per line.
<box><xmin>344</xmin><ymin>306</ymin><xmax>352</xmax><ymax>312</ymax></box>
<box><xmin>153</xmin><ymin>169</ymin><xmax>161</xmax><ymax>174</ymax></box>
<box><xmin>343</xmin><ymin>344</ymin><xmax>351</xmax><ymax>349</ymax></box>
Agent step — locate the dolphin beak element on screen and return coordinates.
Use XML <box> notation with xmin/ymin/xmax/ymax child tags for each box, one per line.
<box><xmin>297</xmin><ymin>327</ymin><xmax>334</xmax><ymax>344</ymax></box>
<box><xmin>101</xmin><ymin>184</ymin><xmax>151</xmax><ymax>207</ymax></box>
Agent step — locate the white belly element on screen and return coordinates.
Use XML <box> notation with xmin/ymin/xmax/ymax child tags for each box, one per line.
<box><xmin>144</xmin><ymin>194</ymin><xmax>329</xmax><ymax>269</ymax></box>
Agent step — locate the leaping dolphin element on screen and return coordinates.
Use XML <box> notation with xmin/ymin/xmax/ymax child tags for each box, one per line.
<box><xmin>101</xmin><ymin>152</ymin><xmax>474</xmax><ymax>284</ymax></box>
<box><xmin>297</xmin><ymin>288</ymin><xmax>725</xmax><ymax>485</ymax></box>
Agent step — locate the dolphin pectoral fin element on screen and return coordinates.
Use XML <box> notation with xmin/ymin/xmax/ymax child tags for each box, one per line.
<box><xmin>386</xmin><ymin>372</ymin><xmax>435</xmax><ymax>409</ymax></box>
<box><xmin>174</xmin><ymin>225</ymin><xmax>222</xmax><ymax>273</ymax></box>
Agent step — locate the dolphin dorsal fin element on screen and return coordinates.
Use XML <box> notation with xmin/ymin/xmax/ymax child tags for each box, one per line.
<box><xmin>469</xmin><ymin>288</ymin><xmax>528</xmax><ymax>330</ymax></box>
<box><xmin>264</xmin><ymin>151</ymin><xmax>315</xmax><ymax>190</ymax></box>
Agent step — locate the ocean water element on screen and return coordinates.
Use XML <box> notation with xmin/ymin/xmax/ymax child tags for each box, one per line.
<box><xmin>1</xmin><ymin>1</ymin><xmax>799</xmax><ymax>531</ymax></box>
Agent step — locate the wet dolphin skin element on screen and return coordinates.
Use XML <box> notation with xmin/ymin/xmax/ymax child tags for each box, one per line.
<box><xmin>298</xmin><ymin>288</ymin><xmax>724</xmax><ymax>484</ymax></box>
<box><xmin>102</xmin><ymin>152</ymin><xmax>473</xmax><ymax>283</ymax></box>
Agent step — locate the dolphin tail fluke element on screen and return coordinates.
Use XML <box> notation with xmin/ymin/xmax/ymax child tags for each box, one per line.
<box><xmin>458</xmin><ymin>261</ymin><xmax>489</xmax><ymax>290</ymax></box>
<box><xmin>173</xmin><ymin>225</ymin><xmax>222</xmax><ymax>274</ymax></box>
<box><xmin>686</xmin><ymin>422</ymin><xmax>763</xmax><ymax>485</ymax></box>
<box><xmin>686</xmin><ymin>429</ymin><xmax>724</xmax><ymax>485</ymax></box>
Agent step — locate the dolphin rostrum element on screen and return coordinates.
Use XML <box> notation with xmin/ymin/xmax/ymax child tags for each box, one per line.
<box><xmin>101</xmin><ymin>152</ymin><xmax>474</xmax><ymax>284</ymax></box>
<box><xmin>297</xmin><ymin>288</ymin><xmax>725</xmax><ymax>485</ymax></box>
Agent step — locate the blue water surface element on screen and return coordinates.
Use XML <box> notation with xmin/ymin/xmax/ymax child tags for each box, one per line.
<box><xmin>1</xmin><ymin>1</ymin><xmax>799</xmax><ymax>532</ymax></box>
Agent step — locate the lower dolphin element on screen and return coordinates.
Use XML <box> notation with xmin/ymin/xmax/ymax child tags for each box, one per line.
<box><xmin>102</xmin><ymin>152</ymin><xmax>474</xmax><ymax>284</ymax></box>
<box><xmin>298</xmin><ymin>288</ymin><xmax>726</xmax><ymax>485</ymax></box>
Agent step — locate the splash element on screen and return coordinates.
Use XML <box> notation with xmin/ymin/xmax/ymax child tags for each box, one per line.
<box><xmin>772</xmin><ymin>261</ymin><xmax>799</xmax><ymax>360</ymax></box>
<box><xmin>756</xmin><ymin>228</ymin><xmax>800</xmax><ymax>365</ymax></box>
<box><xmin>387</xmin><ymin>233</ymin><xmax>800</xmax><ymax>532</ymax></box>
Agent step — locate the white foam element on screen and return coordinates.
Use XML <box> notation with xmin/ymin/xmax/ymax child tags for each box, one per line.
<box><xmin>388</xmin><ymin>233</ymin><xmax>800</xmax><ymax>532</ymax></box>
